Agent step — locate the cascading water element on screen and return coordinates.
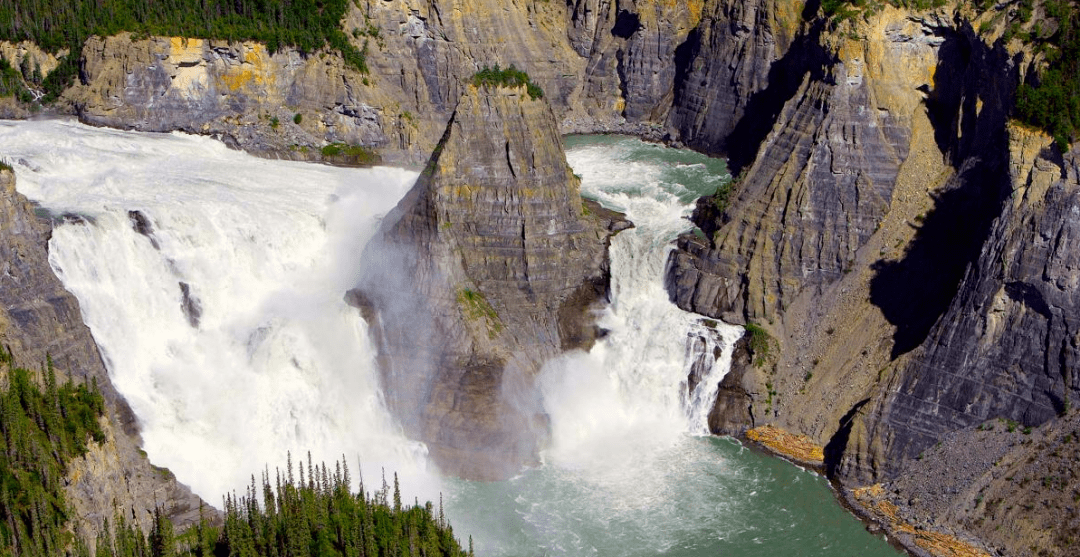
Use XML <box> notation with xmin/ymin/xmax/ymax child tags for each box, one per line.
<box><xmin>0</xmin><ymin>119</ymin><xmax>438</xmax><ymax>504</ymax></box>
<box><xmin>0</xmin><ymin>121</ymin><xmax>902</xmax><ymax>557</ymax></box>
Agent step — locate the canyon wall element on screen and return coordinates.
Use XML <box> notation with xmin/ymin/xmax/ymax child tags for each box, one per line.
<box><xmin>57</xmin><ymin>0</ymin><xmax>801</xmax><ymax>165</ymax></box>
<box><xmin>4</xmin><ymin>0</ymin><xmax>1080</xmax><ymax>553</ymax></box>
<box><xmin>662</xmin><ymin>4</ymin><xmax>1078</xmax><ymax>555</ymax></box>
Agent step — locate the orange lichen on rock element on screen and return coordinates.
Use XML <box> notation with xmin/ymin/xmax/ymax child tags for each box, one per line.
<box><xmin>852</xmin><ymin>485</ymin><xmax>992</xmax><ymax>557</ymax></box>
<box><xmin>218</xmin><ymin>44</ymin><xmax>271</xmax><ymax>92</ymax></box>
<box><xmin>745</xmin><ymin>425</ymin><xmax>825</xmax><ymax>465</ymax></box>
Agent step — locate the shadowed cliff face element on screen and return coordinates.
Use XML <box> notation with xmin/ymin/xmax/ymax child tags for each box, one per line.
<box><xmin>665</xmin><ymin>14</ymin><xmax>920</xmax><ymax>325</ymax></box>
<box><xmin>352</xmin><ymin>86</ymin><xmax>627</xmax><ymax>480</ymax></box>
<box><xmin>868</xmin><ymin>25</ymin><xmax>1014</xmax><ymax>359</ymax></box>
<box><xmin>666</xmin><ymin>0</ymin><xmax>808</xmax><ymax>166</ymax></box>
<box><xmin>846</xmin><ymin>127</ymin><xmax>1080</xmax><ymax>483</ymax></box>
<box><xmin>0</xmin><ymin>169</ymin><xmax>205</xmax><ymax>542</ymax></box>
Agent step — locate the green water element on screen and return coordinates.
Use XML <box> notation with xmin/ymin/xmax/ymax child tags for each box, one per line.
<box><xmin>442</xmin><ymin>136</ymin><xmax>904</xmax><ymax>557</ymax></box>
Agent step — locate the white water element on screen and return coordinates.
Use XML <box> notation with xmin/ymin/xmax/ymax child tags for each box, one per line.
<box><xmin>0</xmin><ymin>119</ymin><xmax>438</xmax><ymax>503</ymax></box>
<box><xmin>1</xmin><ymin>121</ymin><xmax>902</xmax><ymax>557</ymax></box>
<box><xmin>541</xmin><ymin>137</ymin><xmax>742</xmax><ymax>472</ymax></box>
<box><xmin>438</xmin><ymin>136</ymin><xmax>746</xmax><ymax>557</ymax></box>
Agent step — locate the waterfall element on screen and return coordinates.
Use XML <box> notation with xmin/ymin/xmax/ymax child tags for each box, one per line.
<box><xmin>0</xmin><ymin>119</ymin><xmax>439</xmax><ymax>503</ymax></box>
<box><xmin>541</xmin><ymin>135</ymin><xmax>743</xmax><ymax>467</ymax></box>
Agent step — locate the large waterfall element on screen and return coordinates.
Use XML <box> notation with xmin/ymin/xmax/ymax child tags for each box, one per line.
<box><xmin>0</xmin><ymin>120</ymin><xmax>901</xmax><ymax>557</ymax></box>
<box><xmin>0</xmin><ymin>119</ymin><xmax>437</xmax><ymax>503</ymax></box>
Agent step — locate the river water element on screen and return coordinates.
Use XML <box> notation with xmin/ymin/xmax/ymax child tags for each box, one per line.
<box><xmin>0</xmin><ymin>120</ymin><xmax>901</xmax><ymax>556</ymax></box>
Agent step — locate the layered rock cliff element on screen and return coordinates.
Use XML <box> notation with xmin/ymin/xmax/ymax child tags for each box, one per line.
<box><xmin>663</xmin><ymin>3</ymin><xmax>1079</xmax><ymax>555</ymax></box>
<box><xmin>5</xmin><ymin>0</ymin><xmax>1080</xmax><ymax>553</ymax></box>
<box><xmin>48</xmin><ymin>0</ymin><xmax>813</xmax><ymax>165</ymax></box>
<box><xmin>351</xmin><ymin>84</ymin><xmax>627</xmax><ymax>479</ymax></box>
<box><xmin>0</xmin><ymin>168</ymin><xmax>204</xmax><ymax>542</ymax></box>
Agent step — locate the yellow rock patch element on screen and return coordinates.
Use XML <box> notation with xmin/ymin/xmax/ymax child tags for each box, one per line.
<box><xmin>852</xmin><ymin>485</ymin><xmax>992</xmax><ymax>557</ymax></box>
<box><xmin>167</xmin><ymin>37</ymin><xmax>205</xmax><ymax>65</ymax></box>
<box><xmin>218</xmin><ymin>44</ymin><xmax>272</xmax><ymax>93</ymax></box>
<box><xmin>746</xmin><ymin>424</ymin><xmax>825</xmax><ymax>464</ymax></box>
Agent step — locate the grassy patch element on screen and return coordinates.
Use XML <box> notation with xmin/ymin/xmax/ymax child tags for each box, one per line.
<box><xmin>471</xmin><ymin>64</ymin><xmax>544</xmax><ymax>100</ymax></box>
<box><xmin>321</xmin><ymin>142</ymin><xmax>379</xmax><ymax>166</ymax></box>
<box><xmin>745</xmin><ymin>322</ymin><xmax>776</xmax><ymax>368</ymax></box>
<box><xmin>457</xmin><ymin>287</ymin><xmax>503</xmax><ymax>338</ymax></box>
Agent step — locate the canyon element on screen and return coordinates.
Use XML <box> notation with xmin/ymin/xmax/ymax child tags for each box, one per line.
<box><xmin>2</xmin><ymin>0</ymin><xmax>1079</xmax><ymax>555</ymax></box>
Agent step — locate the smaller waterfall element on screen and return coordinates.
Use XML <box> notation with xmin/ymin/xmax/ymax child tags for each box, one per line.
<box><xmin>683</xmin><ymin>319</ymin><xmax>742</xmax><ymax>433</ymax></box>
<box><xmin>543</xmin><ymin>135</ymin><xmax>742</xmax><ymax>458</ymax></box>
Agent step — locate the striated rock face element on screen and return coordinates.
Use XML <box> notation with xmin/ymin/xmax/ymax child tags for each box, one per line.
<box><xmin>68</xmin><ymin>35</ymin><xmax>399</xmax><ymax>161</ymax></box>
<box><xmin>666</xmin><ymin>8</ymin><xmax>944</xmax><ymax>326</ymax></box>
<box><xmin>665</xmin><ymin>0</ymin><xmax>804</xmax><ymax>159</ymax></box>
<box><xmin>662</xmin><ymin>5</ymin><xmax>1079</xmax><ymax>554</ymax></box>
<box><xmin>353</xmin><ymin>85</ymin><xmax>627</xmax><ymax>479</ymax></box>
<box><xmin>844</xmin><ymin>125</ymin><xmax>1079</xmax><ymax>482</ymax></box>
<box><xmin>58</xmin><ymin>0</ymin><xmax>817</xmax><ymax>162</ymax></box>
<box><xmin>0</xmin><ymin>168</ymin><xmax>205</xmax><ymax>541</ymax></box>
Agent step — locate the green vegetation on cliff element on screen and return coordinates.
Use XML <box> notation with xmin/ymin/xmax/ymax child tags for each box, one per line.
<box><xmin>321</xmin><ymin>143</ymin><xmax>379</xmax><ymax>166</ymax></box>
<box><xmin>0</xmin><ymin>59</ymin><xmax>34</xmax><ymax>104</ymax></box>
<box><xmin>820</xmin><ymin>0</ymin><xmax>1080</xmax><ymax>147</ymax></box>
<box><xmin>471</xmin><ymin>65</ymin><xmax>543</xmax><ymax>100</ymax></box>
<box><xmin>1015</xmin><ymin>3</ymin><xmax>1080</xmax><ymax>149</ymax></box>
<box><xmin>0</xmin><ymin>350</ymin><xmax>106</xmax><ymax>557</ymax></box>
<box><xmin>744</xmin><ymin>323</ymin><xmax>776</xmax><ymax>368</ymax></box>
<box><xmin>0</xmin><ymin>0</ymin><xmax>367</xmax><ymax>99</ymax></box>
<box><xmin>95</xmin><ymin>454</ymin><xmax>471</xmax><ymax>557</ymax></box>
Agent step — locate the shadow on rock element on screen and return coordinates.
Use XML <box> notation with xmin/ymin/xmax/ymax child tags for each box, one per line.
<box><xmin>870</xmin><ymin>165</ymin><xmax>1007</xmax><ymax>358</ymax></box>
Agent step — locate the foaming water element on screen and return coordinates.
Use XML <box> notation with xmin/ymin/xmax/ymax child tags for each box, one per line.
<box><xmin>0</xmin><ymin>119</ymin><xmax>438</xmax><ymax>503</ymax></box>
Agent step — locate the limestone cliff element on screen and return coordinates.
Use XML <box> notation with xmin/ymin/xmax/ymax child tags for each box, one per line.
<box><xmin>843</xmin><ymin>123</ymin><xmax>1075</xmax><ymax>483</ymax></box>
<box><xmin>6</xmin><ymin>0</ymin><xmax>1080</xmax><ymax>553</ymax></box>
<box><xmin>67</xmin><ymin>34</ymin><xmax>403</xmax><ymax>162</ymax></box>
<box><xmin>665</xmin><ymin>0</ymin><xmax>804</xmax><ymax>160</ymax></box>
<box><xmin>352</xmin><ymin>84</ymin><xmax>627</xmax><ymax>480</ymax></box>
<box><xmin>52</xmin><ymin>0</ymin><xmax>815</xmax><ymax>164</ymax></box>
<box><xmin>0</xmin><ymin>168</ymin><xmax>205</xmax><ymax>542</ymax></box>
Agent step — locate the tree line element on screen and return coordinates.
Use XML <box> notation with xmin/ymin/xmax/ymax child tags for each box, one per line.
<box><xmin>820</xmin><ymin>0</ymin><xmax>1080</xmax><ymax>149</ymax></box>
<box><xmin>0</xmin><ymin>348</ymin><xmax>471</xmax><ymax>557</ymax></box>
<box><xmin>93</xmin><ymin>453</ymin><xmax>472</xmax><ymax>557</ymax></box>
<box><xmin>0</xmin><ymin>349</ymin><xmax>106</xmax><ymax>557</ymax></box>
<box><xmin>0</xmin><ymin>0</ymin><xmax>368</xmax><ymax>102</ymax></box>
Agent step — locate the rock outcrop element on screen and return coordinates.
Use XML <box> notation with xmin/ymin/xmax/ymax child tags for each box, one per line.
<box><xmin>67</xmin><ymin>35</ymin><xmax>404</xmax><ymax>162</ymax></box>
<box><xmin>665</xmin><ymin>0</ymin><xmax>804</xmax><ymax>160</ymax></box>
<box><xmin>352</xmin><ymin>84</ymin><xmax>627</xmax><ymax>479</ymax></box>
<box><xmin>0</xmin><ymin>168</ymin><xmax>205</xmax><ymax>542</ymax></box>
<box><xmin>6</xmin><ymin>0</ymin><xmax>1080</xmax><ymax>554</ymax></box>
